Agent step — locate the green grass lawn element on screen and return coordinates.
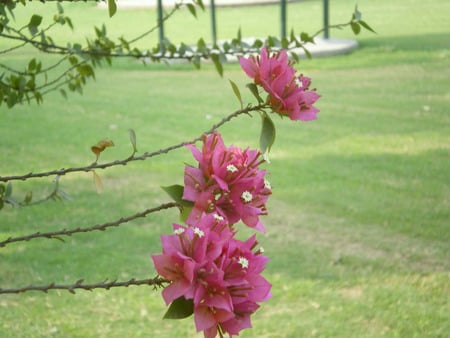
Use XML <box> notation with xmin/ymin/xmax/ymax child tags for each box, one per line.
<box><xmin>1</xmin><ymin>0</ymin><xmax>449</xmax><ymax>337</ymax></box>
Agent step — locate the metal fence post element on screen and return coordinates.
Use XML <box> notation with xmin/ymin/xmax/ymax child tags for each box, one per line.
<box><xmin>210</xmin><ymin>0</ymin><xmax>217</xmax><ymax>45</ymax></box>
<box><xmin>157</xmin><ymin>0</ymin><xmax>165</xmax><ymax>52</ymax></box>
<box><xmin>323</xmin><ymin>0</ymin><xmax>329</xmax><ymax>39</ymax></box>
<box><xmin>280</xmin><ymin>0</ymin><xmax>287</xmax><ymax>39</ymax></box>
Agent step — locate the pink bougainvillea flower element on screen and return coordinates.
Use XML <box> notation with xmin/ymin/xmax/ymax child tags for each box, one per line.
<box><xmin>239</xmin><ymin>47</ymin><xmax>320</xmax><ymax>121</ymax></box>
<box><xmin>152</xmin><ymin>213</ymin><xmax>271</xmax><ymax>338</ymax></box>
<box><xmin>183</xmin><ymin>132</ymin><xmax>272</xmax><ymax>231</ymax></box>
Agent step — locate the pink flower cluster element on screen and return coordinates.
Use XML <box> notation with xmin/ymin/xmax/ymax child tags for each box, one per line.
<box><xmin>152</xmin><ymin>214</ymin><xmax>271</xmax><ymax>338</ymax></box>
<box><xmin>152</xmin><ymin>132</ymin><xmax>272</xmax><ymax>337</ymax></box>
<box><xmin>183</xmin><ymin>132</ymin><xmax>272</xmax><ymax>233</ymax></box>
<box><xmin>240</xmin><ymin>47</ymin><xmax>320</xmax><ymax>121</ymax></box>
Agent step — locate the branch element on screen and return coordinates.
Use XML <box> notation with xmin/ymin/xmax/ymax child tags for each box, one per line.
<box><xmin>0</xmin><ymin>202</ymin><xmax>179</xmax><ymax>247</ymax></box>
<box><xmin>0</xmin><ymin>103</ymin><xmax>267</xmax><ymax>183</ymax></box>
<box><xmin>0</xmin><ymin>276</ymin><xmax>169</xmax><ymax>295</ymax></box>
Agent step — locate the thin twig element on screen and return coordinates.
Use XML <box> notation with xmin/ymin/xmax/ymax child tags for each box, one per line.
<box><xmin>0</xmin><ymin>276</ymin><xmax>169</xmax><ymax>295</ymax></box>
<box><xmin>0</xmin><ymin>202</ymin><xmax>179</xmax><ymax>247</ymax></box>
<box><xmin>0</xmin><ymin>104</ymin><xmax>266</xmax><ymax>183</ymax></box>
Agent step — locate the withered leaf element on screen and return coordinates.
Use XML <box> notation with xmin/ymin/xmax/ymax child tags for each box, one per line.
<box><xmin>91</xmin><ymin>139</ymin><xmax>114</xmax><ymax>160</ymax></box>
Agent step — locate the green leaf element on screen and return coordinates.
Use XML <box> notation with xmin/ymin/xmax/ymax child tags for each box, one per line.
<box><xmin>359</xmin><ymin>20</ymin><xmax>376</xmax><ymax>33</ymax></box>
<box><xmin>60</xmin><ymin>88</ymin><xmax>67</xmax><ymax>99</ymax></box>
<box><xmin>197</xmin><ymin>38</ymin><xmax>207</xmax><ymax>53</ymax></box>
<box><xmin>186</xmin><ymin>3</ymin><xmax>197</xmax><ymax>18</ymax></box>
<box><xmin>57</xmin><ymin>2</ymin><xmax>64</xmax><ymax>14</ymax></box>
<box><xmin>229</xmin><ymin>80</ymin><xmax>243</xmax><ymax>109</ymax></box>
<box><xmin>28</xmin><ymin>58</ymin><xmax>37</xmax><ymax>72</ymax></box>
<box><xmin>5</xmin><ymin>182</ymin><xmax>12</xmax><ymax>198</ymax></box>
<box><xmin>211</xmin><ymin>53</ymin><xmax>223</xmax><ymax>77</ymax></box>
<box><xmin>260</xmin><ymin>112</ymin><xmax>276</xmax><ymax>154</ymax></box>
<box><xmin>350</xmin><ymin>21</ymin><xmax>361</xmax><ymax>35</ymax></box>
<box><xmin>163</xmin><ymin>297</ymin><xmax>194</xmax><ymax>319</ymax></box>
<box><xmin>107</xmin><ymin>0</ymin><xmax>117</xmax><ymax>17</ymax></box>
<box><xmin>301</xmin><ymin>45</ymin><xmax>312</xmax><ymax>59</ymax></box>
<box><xmin>0</xmin><ymin>184</ymin><xmax>4</xmax><ymax>195</ymax></box>
<box><xmin>300</xmin><ymin>32</ymin><xmax>314</xmax><ymax>44</ymax></box>
<box><xmin>28</xmin><ymin>14</ymin><xmax>43</xmax><ymax>35</ymax></box>
<box><xmin>129</xmin><ymin>128</ymin><xmax>138</xmax><ymax>153</ymax></box>
<box><xmin>246</xmin><ymin>83</ymin><xmax>263</xmax><ymax>104</ymax></box>
<box><xmin>161</xmin><ymin>185</ymin><xmax>193</xmax><ymax>208</ymax></box>
<box><xmin>23</xmin><ymin>191</ymin><xmax>32</xmax><ymax>205</ymax></box>
<box><xmin>194</xmin><ymin>0</ymin><xmax>205</xmax><ymax>11</ymax></box>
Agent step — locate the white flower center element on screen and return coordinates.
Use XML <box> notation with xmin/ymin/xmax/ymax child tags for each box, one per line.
<box><xmin>241</xmin><ymin>191</ymin><xmax>253</xmax><ymax>203</ymax></box>
<box><xmin>174</xmin><ymin>228</ymin><xmax>185</xmax><ymax>235</ymax></box>
<box><xmin>226</xmin><ymin>164</ymin><xmax>238</xmax><ymax>173</ymax></box>
<box><xmin>213</xmin><ymin>214</ymin><xmax>224</xmax><ymax>221</ymax></box>
<box><xmin>238</xmin><ymin>257</ymin><xmax>249</xmax><ymax>269</ymax></box>
<box><xmin>193</xmin><ymin>227</ymin><xmax>204</xmax><ymax>238</ymax></box>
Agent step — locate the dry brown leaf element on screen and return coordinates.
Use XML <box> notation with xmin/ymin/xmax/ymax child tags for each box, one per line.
<box><xmin>91</xmin><ymin>139</ymin><xmax>114</xmax><ymax>160</ymax></box>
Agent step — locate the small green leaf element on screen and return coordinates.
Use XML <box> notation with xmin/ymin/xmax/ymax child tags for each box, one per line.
<box><xmin>57</xmin><ymin>2</ymin><xmax>64</xmax><ymax>14</ymax></box>
<box><xmin>186</xmin><ymin>3</ymin><xmax>197</xmax><ymax>18</ymax></box>
<box><xmin>301</xmin><ymin>45</ymin><xmax>312</xmax><ymax>59</ymax></box>
<box><xmin>229</xmin><ymin>80</ymin><xmax>243</xmax><ymax>109</ymax></box>
<box><xmin>300</xmin><ymin>32</ymin><xmax>314</xmax><ymax>44</ymax></box>
<box><xmin>28</xmin><ymin>14</ymin><xmax>43</xmax><ymax>35</ymax></box>
<box><xmin>350</xmin><ymin>21</ymin><xmax>361</xmax><ymax>35</ymax></box>
<box><xmin>359</xmin><ymin>20</ymin><xmax>376</xmax><ymax>33</ymax></box>
<box><xmin>260</xmin><ymin>112</ymin><xmax>276</xmax><ymax>154</ymax></box>
<box><xmin>211</xmin><ymin>53</ymin><xmax>223</xmax><ymax>77</ymax></box>
<box><xmin>23</xmin><ymin>191</ymin><xmax>32</xmax><ymax>204</ymax></box>
<box><xmin>197</xmin><ymin>38</ymin><xmax>207</xmax><ymax>53</ymax></box>
<box><xmin>161</xmin><ymin>185</ymin><xmax>193</xmax><ymax>208</ymax></box>
<box><xmin>5</xmin><ymin>182</ymin><xmax>12</xmax><ymax>198</ymax></box>
<box><xmin>107</xmin><ymin>0</ymin><xmax>117</xmax><ymax>17</ymax></box>
<box><xmin>163</xmin><ymin>297</ymin><xmax>194</xmax><ymax>319</ymax></box>
<box><xmin>28</xmin><ymin>58</ymin><xmax>37</xmax><ymax>72</ymax></box>
<box><xmin>129</xmin><ymin>128</ymin><xmax>138</xmax><ymax>153</ymax></box>
<box><xmin>0</xmin><ymin>184</ymin><xmax>5</xmax><ymax>195</ymax></box>
<box><xmin>60</xmin><ymin>88</ymin><xmax>67</xmax><ymax>99</ymax></box>
<box><xmin>246</xmin><ymin>83</ymin><xmax>263</xmax><ymax>104</ymax></box>
<box><xmin>194</xmin><ymin>0</ymin><xmax>205</xmax><ymax>11</ymax></box>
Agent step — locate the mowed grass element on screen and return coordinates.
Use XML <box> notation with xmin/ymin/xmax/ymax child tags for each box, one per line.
<box><xmin>1</xmin><ymin>0</ymin><xmax>449</xmax><ymax>337</ymax></box>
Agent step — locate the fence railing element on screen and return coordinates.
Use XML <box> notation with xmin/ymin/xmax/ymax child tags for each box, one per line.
<box><xmin>156</xmin><ymin>0</ymin><xmax>331</xmax><ymax>49</ymax></box>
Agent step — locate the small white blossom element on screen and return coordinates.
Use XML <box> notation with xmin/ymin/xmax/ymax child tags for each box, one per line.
<box><xmin>193</xmin><ymin>227</ymin><xmax>204</xmax><ymax>238</ymax></box>
<box><xmin>226</xmin><ymin>164</ymin><xmax>238</xmax><ymax>173</ymax></box>
<box><xmin>259</xmin><ymin>247</ymin><xmax>265</xmax><ymax>253</ymax></box>
<box><xmin>264</xmin><ymin>179</ymin><xmax>272</xmax><ymax>190</ymax></box>
<box><xmin>238</xmin><ymin>257</ymin><xmax>249</xmax><ymax>269</ymax></box>
<box><xmin>295</xmin><ymin>77</ymin><xmax>303</xmax><ymax>87</ymax></box>
<box><xmin>213</xmin><ymin>214</ymin><xmax>224</xmax><ymax>221</ymax></box>
<box><xmin>174</xmin><ymin>228</ymin><xmax>185</xmax><ymax>235</ymax></box>
<box><xmin>241</xmin><ymin>191</ymin><xmax>253</xmax><ymax>203</ymax></box>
